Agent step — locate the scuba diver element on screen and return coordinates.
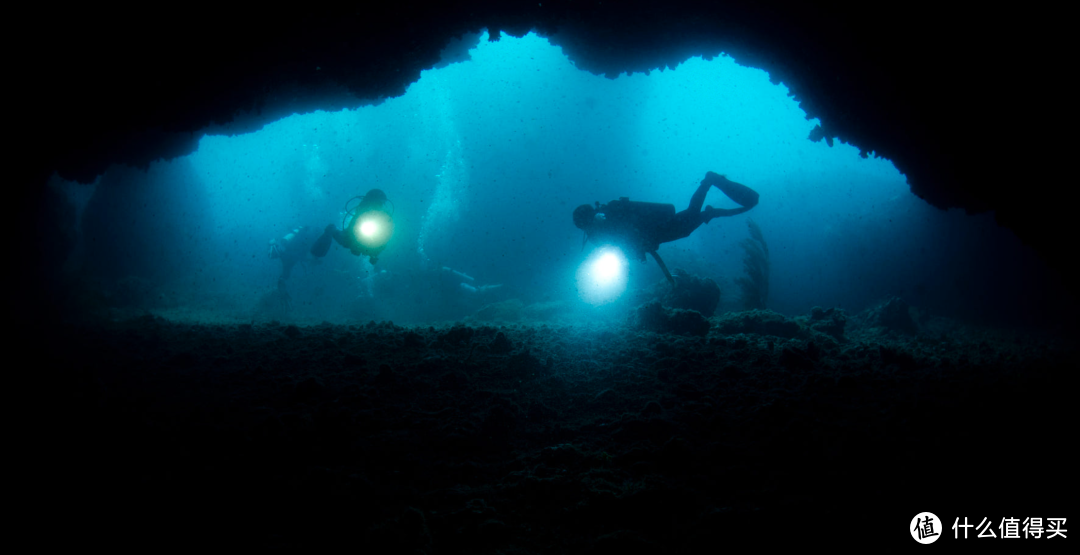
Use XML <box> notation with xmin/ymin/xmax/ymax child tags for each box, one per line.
<box><xmin>573</xmin><ymin>171</ymin><xmax>759</xmax><ymax>285</ymax></box>
<box><xmin>266</xmin><ymin>225</ymin><xmax>323</xmax><ymax>311</ymax></box>
<box><xmin>269</xmin><ymin>225</ymin><xmax>321</xmax><ymax>282</ymax></box>
<box><xmin>439</xmin><ymin>266</ymin><xmax>503</xmax><ymax>295</ymax></box>
<box><xmin>311</xmin><ymin>188</ymin><xmax>395</xmax><ymax>264</ymax></box>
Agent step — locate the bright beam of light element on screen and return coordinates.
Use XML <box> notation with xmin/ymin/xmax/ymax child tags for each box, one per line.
<box><xmin>352</xmin><ymin>210</ymin><xmax>394</xmax><ymax>249</ymax></box>
<box><xmin>594</xmin><ymin>252</ymin><xmax>621</xmax><ymax>281</ymax></box>
<box><xmin>576</xmin><ymin>246</ymin><xmax>629</xmax><ymax>305</ymax></box>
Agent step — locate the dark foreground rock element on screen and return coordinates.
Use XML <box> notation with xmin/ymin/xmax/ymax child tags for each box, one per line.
<box><xmin>634</xmin><ymin>301</ymin><xmax>712</xmax><ymax>336</ymax></box>
<box><xmin>31</xmin><ymin>315</ymin><xmax>1074</xmax><ymax>551</ymax></box>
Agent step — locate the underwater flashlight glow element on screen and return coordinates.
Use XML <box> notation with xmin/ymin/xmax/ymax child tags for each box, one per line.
<box><xmin>594</xmin><ymin>252</ymin><xmax>622</xmax><ymax>282</ymax></box>
<box><xmin>576</xmin><ymin>246</ymin><xmax>629</xmax><ymax>305</ymax></box>
<box><xmin>360</xmin><ymin>220</ymin><xmax>379</xmax><ymax>238</ymax></box>
<box><xmin>351</xmin><ymin>210</ymin><xmax>394</xmax><ymax>249</ymax></box>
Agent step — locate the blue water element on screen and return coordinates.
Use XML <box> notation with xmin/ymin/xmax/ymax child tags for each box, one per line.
<box><xmin>68</xmin><ymin>32</ymin><xmax>1067</xmax><ymax>327</ymax></box>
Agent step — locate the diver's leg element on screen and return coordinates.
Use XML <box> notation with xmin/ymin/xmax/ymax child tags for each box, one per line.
<box><xmin>702</xmin><ymin>205</ymin><xmax>752</xmax><ymax>223</ymax></box>
<box><xmin>698</xmin><ymin>171</ymin><xmax>760</xmax><ymax>223</ymax></box>
<box><xmin>687</xmin><ymin>178</ymin><xmax>712</xmax><ymax>213</ymax></box>
<box><xmin>669</xmin><ymin>209</ymin><xmax>707</xmax><ymax>238</ymax></box>
<box><xmin>703</xmin><ymin>171</ymin><xmax>759</xmax><ymax>208</ymax></box>
<box><xmin>331</xmin><ymin>227</ymin><xmax>350</xmax><ymax>248</ymax></box>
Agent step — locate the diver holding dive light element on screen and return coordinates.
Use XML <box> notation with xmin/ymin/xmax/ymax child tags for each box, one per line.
<box><xmin>311</xmin><ymin>188</ymin><xmax>395</xmax><ymax>264</ymax></box>
<box><xmin>573</xmin><ymin>171</ymin><xmax>759</xmax><ymax>286</ymax></box>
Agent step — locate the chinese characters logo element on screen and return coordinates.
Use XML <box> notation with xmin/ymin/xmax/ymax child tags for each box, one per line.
<box><xmin>911</xmin><ymin>512</ymin><xmax>942</xmax><ymax>544</ymax></box>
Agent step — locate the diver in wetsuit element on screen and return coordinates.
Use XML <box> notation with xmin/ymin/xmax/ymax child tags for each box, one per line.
<box><xmin>269</xmin><ymin>225</ymin><xmax>321</xmax><ymax>284</ymax></box>
<box><xmin>311</xmin><ymin>188</ymin><xmax>394</xmax><ymax>265</ymax></box>
<box><xmin>573</xmin><ymin>171</ymin><xmax>759</xmax><ymax>285</ymax></box>
<box><xmin>267</xmin><ymin>225</ymin><xmax>323</xmax><ymax>309</ymax></box>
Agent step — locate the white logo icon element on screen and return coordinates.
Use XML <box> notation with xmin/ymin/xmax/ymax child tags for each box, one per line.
<box><xmin>911</xmin><ymin>512</ymin><xmax>942</xmax><ymax>544</ymax></box>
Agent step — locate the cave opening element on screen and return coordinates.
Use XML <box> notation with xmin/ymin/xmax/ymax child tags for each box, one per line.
<box><xmin>23</xmin><ymin>15</ymin><xmax>1074</xmax><ymax>550</ymax></box>
<box><xmin>61</xmin><ymin>31</ymin><xmax>1067</xmax><ymax>330</ymax></box>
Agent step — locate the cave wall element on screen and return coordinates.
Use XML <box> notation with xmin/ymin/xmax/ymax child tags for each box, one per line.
<box><xmin>79</xmin><ymin>159</ymin><xmax>212</xmax><ymax>284</ymax></box>
<box><xmin>12</xmin><ymin>1</ymin><xmax>1072</xmax><ymax>321</ymax></box>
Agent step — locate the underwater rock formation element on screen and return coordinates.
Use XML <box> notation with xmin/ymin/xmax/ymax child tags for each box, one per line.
<box><xmin>715</xmin><ymin>308</ymin><xmax>800</xmax><ymax>338</ymax></box>
<box><xmin>253</xmin><ymin>288</ymin><xmax>292</xmax><ymax>322</ymax></box>
<box><xmin>735</xmin><ymin>219</ymin><xmax>769</xmax><ymax>310</ymax></box>
<box><xmin>489</xmin><ymin>330</ymin><xmax>514</xmax><ymax>354</ymax></box>
<box><xmin>472</xmin><ymin>299</ymin><xmax>524</xmax><ymax>322</ymax></box>
<box><xmin>716</xmin><ymin>307</ymin><xmax>848</xmax><ymax>343</ymax></box>
<box><xmin>665</xmin><ymin>269</ymin><xmax>722</xmax><ymax>317</ymax></box>
<box><xmin>634</xmin><ymin>301</ymin><xmax>711</xmax><ymax>336</ymax></box>
<box><xmin>521</xmin><ymin>300</ymin><xmax>570</xmax><ymax>322</ymax></box>
<box><xmin>805</xmin><ymin>306</ymin><xmax>847</xmax><ymax>342</ymax></box>
<box><xmin>437</xmin><ymin>324</ymin><xmax>474</xmax><ymax>347</ymax></box>
<box><xmin>863</xmin><ymin>296</ymin><xmax>918</xmax><ymax>335</ymax></box>
<box><xmin>635</xmin><ymin>269</ymin><xmax>722</xmax><ymax>317</ymax></box>
<box><xmin>79</xmin><ymin>161</ymin><xmax>211</xmax><ymax>284</ymax></box>
<box><xmin>30</xmin><ymin>308</ymin><xmax>1076</xmax><ymax>550</ymax></box>
<box><xmin>473</xmin><ymin>299</ymin><xmax>575</xmax><ymax>324</ymax></box>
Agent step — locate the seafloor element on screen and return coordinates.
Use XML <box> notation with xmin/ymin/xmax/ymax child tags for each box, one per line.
<box><xmin>42</xmin><ymin>301</ymin><xmax>1073</xmax><ymax>550</ymax></box>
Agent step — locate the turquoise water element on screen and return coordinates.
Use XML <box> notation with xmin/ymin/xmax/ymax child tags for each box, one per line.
<box><xmin>72</xmin><ymin>32</ymin><xmax>1063</xmax><ymax>327</ymax></box>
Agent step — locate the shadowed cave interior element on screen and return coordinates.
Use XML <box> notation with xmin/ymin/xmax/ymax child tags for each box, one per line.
<box><xmin>17</xmin><ymin>3</ymin><xmax>1074</xmax><ymax>550</ymax></box>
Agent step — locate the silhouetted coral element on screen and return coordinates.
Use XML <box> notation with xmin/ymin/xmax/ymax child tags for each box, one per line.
<box><xmin>735</xmin><ymin>219</ymin><xmax>769</xmax><ymax>310</ymax></box>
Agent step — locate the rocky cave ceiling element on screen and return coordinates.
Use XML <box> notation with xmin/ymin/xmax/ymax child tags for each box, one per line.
<box><xmin>14</xmin><ymin>2</ymin><xmax>1072</xmax><ymax>291</ymax></box>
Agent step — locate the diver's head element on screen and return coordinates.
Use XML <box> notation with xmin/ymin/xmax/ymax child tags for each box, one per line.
<box><xmin>362</xmin><ymin>188</ymin><xmax>388</xmax><ymax>204</ymax></box>
<box><xmin>353</xmin><ymin>189</ymin><xmax>390</xmax><ymax>217</ymax></box>
<box><xmin>573</xmin><ymin>204</ymin><xmax>596</xmax><ymax>230</ymax></box>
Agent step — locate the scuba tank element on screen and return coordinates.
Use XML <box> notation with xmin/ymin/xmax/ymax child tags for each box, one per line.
<box><xmin>594</xmin><ymin>197</ymin><xmax>674</xmax><ymax>260</ymax></box>
<box><xmin>602</xmin><ymin>197</ymin><xmax>676</xmax><ymax>226</ymax></box>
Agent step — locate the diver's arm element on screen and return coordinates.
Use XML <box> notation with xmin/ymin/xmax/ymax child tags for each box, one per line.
<box><xmin>310</xmin><ymin>224</ymin><xmax>336</xmax><ymax>257</ymax></box>
<box><xmin>330</xmin><ymin>226</ymin><xmax>349</xmax><ymax>247</ymax></box>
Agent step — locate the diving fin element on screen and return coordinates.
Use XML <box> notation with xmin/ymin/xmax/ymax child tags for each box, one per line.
<box><xmin>310</xmin><ymin>225</ymin><xmax>333</xmax><ymax>257</ymax></box>
<box><xmin>707</xmin><ymin>172</ymin><xmax>760</xmax><ymax>208</ymax></box>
